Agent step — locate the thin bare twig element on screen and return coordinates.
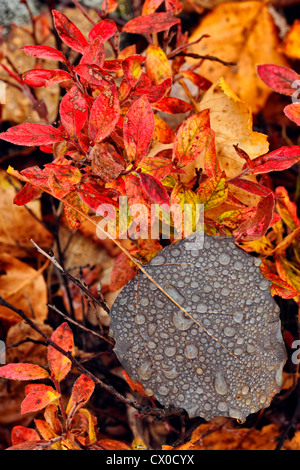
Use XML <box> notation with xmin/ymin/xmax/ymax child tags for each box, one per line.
<box><xmin>48</xmin><ymin>303</ymin><xmax>114</xmax><ymax>346</ymax></box>
<box><xmin>30</xmin><ymin>239</ymin><xmax>110</xmax><ymax>315</ymax></box>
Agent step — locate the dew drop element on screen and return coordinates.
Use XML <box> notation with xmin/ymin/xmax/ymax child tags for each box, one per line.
<box><xmin>138</xmin><ymin>361</ymin><xmax>153</xmax><ymax>380</ymax></box>
<box><xmin>196</xmin><ymin>303</ymin><xmax>208</xmax><ymax>313</ymax></box>
<box><xmin>158</xmin><ymin>384</ymin><xmax>170</xmax><ymax>396</ymax></box>
<box><xmin>219</xmin><ymin>253</ymin><xmax>231</xmax><ymax>265</ymax></box>
<box><xmin>229</xmin><ymin>408</ymin><xmax>242</xmax><ymax>419</ymax></box>
<box><xmin>150</xmin><ymin>255</ymin><xmax>166</xmax><ymax>266</ymax></box>
<box><xmin>218</xmin><ymin>401</ymin><xmax>228</xmax><ymax>412</ymax></box>
<box><xmin>259</xmin><ymin>279</ymin><xmax>270</xmax><ymax>291</ymax></box>
<box><xmin>214</xmin><ymin>372</ymin><xmax>229</xmax><ymax>395</ymax></box>
<box><xmin>164</xmin><ymin>346</ymin><xmax>177</xmax><ymax>357</ymax></box>
<box><xmin>224</xmin><ymin>327</ymin><xmax>236</xmax><ymax>337</ymax></box>
<box><xmin>136</xmin><ymin>313</ymin><xmax>146</xmax><ymax>325</ymax></box>
<box><xmin>165</xmin><ymin>286</ymin><xmax>185</xmax><ymax>305</ymax></box>
<box><xmin>184</xmin><ymin>344</ymin><xmax>198</xmax><ymax>359</ymax></box>
<box><xmin>173</xmin><ymin>310</ymin><xmax>194</xmax><ymax>330</ymax></box>
<box><xmin>140</xmin><ymin>296</ymin><xmax>149</xmax><ymax>307</ymax></box>
<box><xmin>162</xmin><ymin>365</ymin><xmax>180</xmax><ymax>380</ymax></box>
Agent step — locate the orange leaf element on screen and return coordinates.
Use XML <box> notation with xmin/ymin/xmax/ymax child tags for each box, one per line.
<box><xmin>47</xmin><ymin>322</ymin><xmax>75</xmax><ymax>382</ymax></box>
<box><xmin>0</xmin><ymin>363</ymin><xmax>49</xmax><ymax>381</ymax></box>
<box><xmin>66</xmin><ymin>374</ymin><xmax>95</xmax><ymax>415</ymax></box>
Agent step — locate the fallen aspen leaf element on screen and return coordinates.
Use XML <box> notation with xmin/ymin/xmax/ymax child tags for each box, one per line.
<box><xmin>110</xmin><ymin>234</ymin><xmax>286</xmax><ymax>422</ymax></box>
<box><xmin>188</xmin><ymin>1</ymin><xmax>288</xmax><ymax>113</ymax></box>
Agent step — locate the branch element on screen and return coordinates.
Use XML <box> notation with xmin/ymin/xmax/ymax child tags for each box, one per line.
<box><xmin>30</xmin><ymin>239</ymin><xmax>110</xmax><ymax>315</ymax></box>
<box><xmin>0</xmin><ymin>296</ymin><xmax>185</xmax><ymax>420</ymax></box>
<box><xmin>47</xmin><ymin>303</ymin><xmax>114</xmax><ymax>346</ymax></box>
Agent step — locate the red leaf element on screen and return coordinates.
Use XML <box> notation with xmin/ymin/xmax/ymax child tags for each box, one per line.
<box><xmin>257</xmin><ymin>64</ymin><xmax>300</xmax><ymax>96</ymax></box>
<box><xmin>123</xmin><ymin>12</ymin><xmax>180</xmax><ymax>34</ymax></box>
<box><xmin>66</xmin><ymin>374</ymin><xmax>95</xmax><ymax>415</ymax></box>
<box><xmin>88</xmin><ymin>19</ymin><xmax>117</xmax><ymax>43</ymax></box>
<box><xmin>52</xmin><ymin>10</ymin><xmax>89</xmax><ymax>54</ymax></box>
<box><xmin>133</xmin><ymin>77</ymin><xmax>172</xmax><ymax>103</ymax></box>
<box><xmin>0</xmin><ymin>363</ymin><xmax>49</xmax><ymax>381</ymax></box>
<box><xmin>21</xmin><ymin>389</ymin><xmax>60</xmax><ymax>415</ymax></box>
<box><xmin>11</xmin><ymin>426</ymin><xmax>39</xmax><ymax>445</ymax></box>
<box><xmin>60</xmin><ymin>86</ymin><xmax>88</xmax><ymax>138</ymax></box>
<box><xmin>123</xmin><ymin>95</ymin><xmax>155</xmax><ymax>164</ymax></box>
<box><xmin>139</xmin><ymin>172</ymin><xmax>170</xmax><ymax>207</ymax></box>
<box><xmin>0</xmin><ymin>123</ymin><xmax>64</xmax><ymax>146</ymax></box>
<box><xmin>165</xmin><ymin>0</ymin><xmax>183</xmax><ymax>14</ymax></box>
<box><xmin>74</xmin><ymin>64</ymin><xmax>111</xmax><ymax>89</ymax></box>
<box><xmin>14</xmin><ymin>183</ymin><xmax>43</xmax><ymax>205</ymax></box>
<box><xmin>234</xmin><ymin>193</ymin><xmax>275</xmax><ymax>242</ymax></box>
<box><xmin>173</xmin><ymin>109</ymin><xmax>213</xmax><ymax>168</ymax></box>
<box><xmin>89</xmin><ymin>85</ymin><xmax>120</xmax><ymax>143</ymax></box>
<box><xmin>122</xmin><ymin>55</ymin><xmax>145</xmax><ymax>88</ymax></box>
<box><xmin>179</xmin><ymin>70</ymin><xmax>212</xmax><ymax>91</ymax></box>
<box><xmin>245</xmin><ymin>146</ymin><xmax>300</xmax><ymax>174</ymax></box>
<box><xmin>47</xmin><ymin>322</ymin><xmax>75</xmax><ymax>382</ymax></box>
<box><xmin>151</xmin><ymin>96</ymin><xmax>193</xmax><ymax>113</ymax></box>
<box><xmin>284</xmin><ymin>103</ymin><xmax>300</xmax><ymax>126</ymax></box>
<box><xmin>90</xmin><ymin>142</ymin><xmax>125</xmax><ymax>182</ymax></box>
<box><xmin>22</xmin><ymin>45</ymin><xmax>67</xmax><ymax>63</ymax></box>
<box><xmin>80</xmin><ymin>37</ymin><xmax>105</xmax><ymax>67</ymax></box>
<box><xmin>110</xmin><ymin>252</ymin><xmax>138</xmax><ymax>291</ymax></box>
<box><xmin>78</xmin><ymin>182</ymin><xmax>117</xmax><ymax>218</ymax></box>
<box><xmin>20</xmin><ymin>165</ymin><xmax>50</xmax><ymax>191</ymax></box>
<box><xmin>229</xmin><ymin>178</ymin><xmax>274</xmax><ymax>197</ymax></box>
<box><xmin>22</xmin><ymin>69</ymin><xmax>71</xmax><ymax>88</ymax></box>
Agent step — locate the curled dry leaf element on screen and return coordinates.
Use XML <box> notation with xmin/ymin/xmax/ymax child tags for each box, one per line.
<box><xmin>110</xmin><ymin>234</ymin><xmax>286</xmax><ymax>423</ymax></box>
<box><xmin>0</xmin><ymin>171</ymin><xmax>52</xmax><ymax>257</ymax></box>
<box><xmin>0</xmin><ymin>253</ymin><xmax>48</xmax><ymax>325</ymax></box>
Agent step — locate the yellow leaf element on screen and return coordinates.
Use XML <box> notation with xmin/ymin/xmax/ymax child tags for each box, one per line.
<box><xmin>145</xmin><ymin>44</ymin><xmax>172</xmax><ymax>85</ymax></box>
<box><xmin>188</xmin><ymin>1</ymin><xmax>288</xmax><ymax>113</ymax></box>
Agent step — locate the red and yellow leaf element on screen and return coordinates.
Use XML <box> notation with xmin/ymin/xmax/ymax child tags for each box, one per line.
<box><xmin>173</xmin><ymin>109</ymin><xmax>213</xmax><ymax>168</ymax></box>
<box><xmin>21</xmin><ymin>389</ymin><xmax>60</xmax><ymax>415</ymax></box>
<box><xmin>145</xmin><ymin>44</ymin><xmax>172</xmax><ymax>85</ymax></box>
<box><xmin>66</xmin><ymin>374</ymin><xmax>95</xmax><ymax>415</ymax></box>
